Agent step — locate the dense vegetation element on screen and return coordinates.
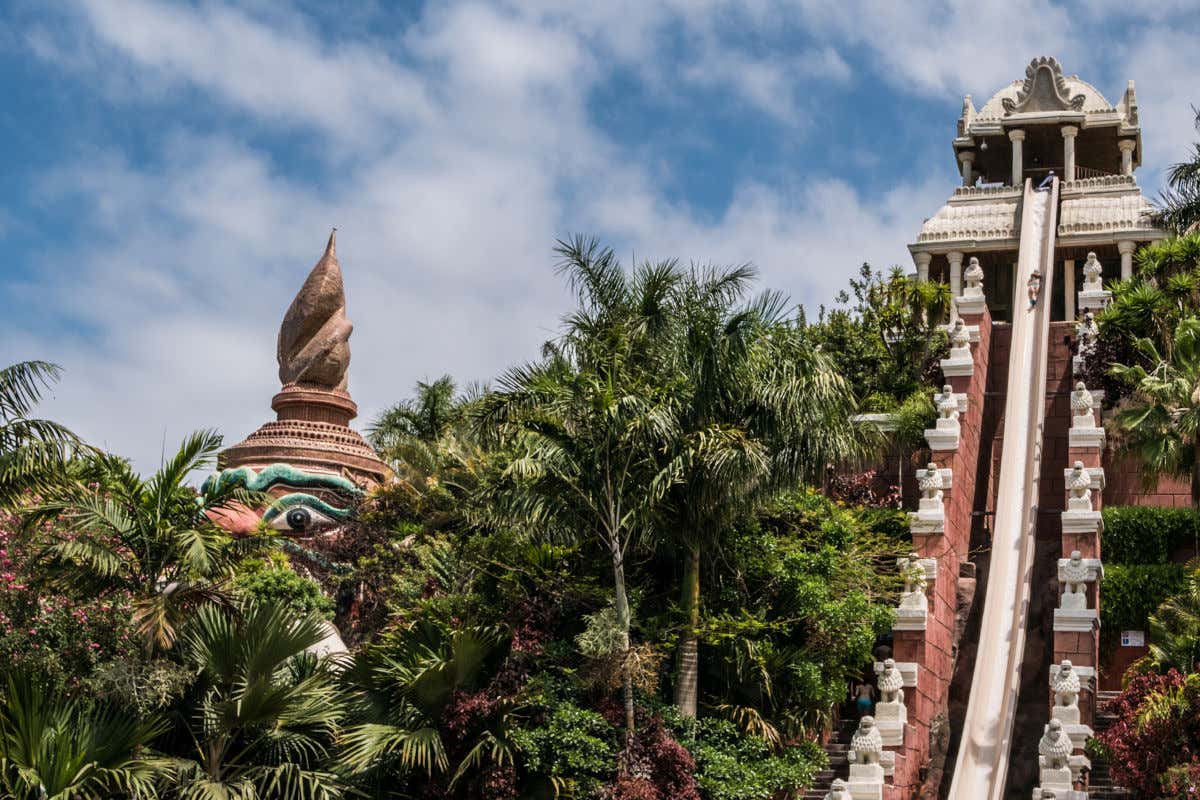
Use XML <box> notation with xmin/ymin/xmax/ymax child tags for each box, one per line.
<box><xmin>0</xmin><ymin>242</ymin><xmax>920</xmax><ymax>799</ymax></box>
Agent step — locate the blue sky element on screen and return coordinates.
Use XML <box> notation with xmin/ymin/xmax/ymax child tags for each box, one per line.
<box><xmin>2</xmin><ymin>0</ymin><xmax>1199</xmax><ymax>471</ymax></box>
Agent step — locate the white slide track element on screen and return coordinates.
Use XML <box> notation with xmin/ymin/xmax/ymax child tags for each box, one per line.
<box><xmin>947</xmin><ymin>178</ymin><xmax>1059</xmax><ymax>800</ymax></box>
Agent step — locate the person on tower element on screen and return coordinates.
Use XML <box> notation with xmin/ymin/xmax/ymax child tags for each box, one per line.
<box><xmin>1036</xmin><ymin>170</ymin><xmax>1056</xmax><ymax>191</ymax></box>
<box><xmin>1028</xmin><ymin>268</ymin><xmax>1042</xmax><ymax>308</ymax></box>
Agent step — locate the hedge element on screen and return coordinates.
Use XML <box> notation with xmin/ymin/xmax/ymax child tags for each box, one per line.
<box><xmin>1101</xmin><ymin>563</ymin><xmax>1188</xmax><ymax>638</ymax></box>
<box><xmin>1101</xmin><ymin>506</ymin><xmax>1200</xmax><ymax>565</ymax></box>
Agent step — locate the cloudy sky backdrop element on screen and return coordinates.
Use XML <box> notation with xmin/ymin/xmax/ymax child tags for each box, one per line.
<box><xmin>2</xmin><ymin>0</ymin><xmax>1198</xmax><ymax>472</ymax></box>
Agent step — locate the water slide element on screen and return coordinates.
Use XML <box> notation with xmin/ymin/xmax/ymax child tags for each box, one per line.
<box><xmin>946</xmin><ymin>178</ymin><xmax>1059</xmax><ymax>799</ymax></box>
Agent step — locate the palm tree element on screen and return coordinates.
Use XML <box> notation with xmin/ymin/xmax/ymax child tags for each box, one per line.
<box><xmin>162</xmin><ymin>600</ymin><xmax>347</xmax><ymax>799</ymax></box>
<box><xmin>1156</xmin><ymin>107</ymin><xmax>1200</xmax><ymax>235</ymax></box>
<box><xmin>0</xmin><ymin>361</ymin><xmax>82</xmax><ymax>508</ymax></box>
<box><xmin>27</xmin><ymin>430</ymin><xmax>274</xmax><ymax>650</ymax></box>
<box><xmin>1141</xmin><ymin>560</ymin><xmax>1200</xmax><ymax>674</ymax></box>
<box><xmin>665</xmin><ymin>267</ymin><xmax>869</xmax><ymax>717</ymax></box>
<box><xmin>475</xmin><ymin>237</ymin><xmax>684</xmax><ymax>733</ymax></box>
<box><xmin>1111</xmin><ymin>317</ymin><xmax>1200</xmax><ymax>505</ymax></box>
<box><xmin>339</xmin><ymin>623</ymin><xmax>514</xmax><ymax>794</ymax></box>
<box><xmin>0</xmin><ymin>673</ymin><xmax>166</xmax><ymax>799</ymax></box>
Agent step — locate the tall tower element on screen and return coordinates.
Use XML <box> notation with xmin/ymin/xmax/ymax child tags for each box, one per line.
<box><xmin>221</xmin><ymin>230</ymin><xmax>389</xmax><ymax>487</ymax></box>
<box><xmin>909</xmin><ymin>56</ymin><xmax>1164</xmax><ymax>322</ymax></box>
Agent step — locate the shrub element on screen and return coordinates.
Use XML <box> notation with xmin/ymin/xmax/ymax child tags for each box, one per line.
<box><xmin>1094</xmin><ymin>670</ymin><xmax>1200</xmax><ymax>797</ymax></box>
<box><xmin>513</xmin><ymin>701</ymin><xmax>617</xmax><ymax>796</ymax></box>
<box><xmin>678</xmin><ymin>718</ymin><xmax>823</xmax><ymax>800</ymax></box>
<box><xmin>233</xmin><ymin>560</ymin><xmax>335</xmax><ymax>619</ymax></box>
<box><xmin>1102</xmin><ymin>506</ymin><xmax>1200</xmax><ymax>565</ymax></box>
<box><xmin>1102</xmin><ymin>564</ymin><xmax>1189</xmax><ymax>637</ymax></box>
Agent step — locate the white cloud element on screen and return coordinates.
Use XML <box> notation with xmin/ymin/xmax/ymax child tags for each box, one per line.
<box><xmin>7</xmin><ymin>0</ymin><xmax>1200</xmax><ymax>476</ymax></box>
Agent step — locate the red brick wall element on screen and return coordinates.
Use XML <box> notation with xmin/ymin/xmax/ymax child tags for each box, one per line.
<box><xmin>888</xmin><ymin>307</ymin><xmax>993</xmax><ymax>798</ymax></box>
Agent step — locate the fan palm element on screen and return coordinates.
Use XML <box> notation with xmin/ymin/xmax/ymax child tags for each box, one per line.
<box><xmin>1111</xmin><ymin>317</ymin><xmax>1200</xmax><ymax>505</ymax></box>
<box><xmin>475</xmin><ymin>237</ymin><xmax>684</xmax><ymax>733</ymax></box>
<box><xmin>0</xmin><ymin>361</ymin><xmax>83</xmax><ymax>508</ymax></box>
<box><xmin>665</xmin><ymin>267</ymin><xmax>870</xmax><ymax>717</ymax></box>
<box><xmin>1141</xmin><ymin>560</ymin><xmax>1200</xmax><ymax>675</ymax></box>
<box><xmin>27</xmin><ymin>430</ymin><xmax>275</xmax><ymax>650</ymax></box>
<box><xmin>162</xmin><ymin>600</ymin><xmax>347</xmax><ymax>799</ymax></box>
<box><xmin>0</xmin><ymin>673</ymin><xmax>166</xmax><ymax>800</ymax></box>
<box><xmin>338</xmin><ymin>622</ymin><xmax>512</xmax><ymax>794</ymax></box>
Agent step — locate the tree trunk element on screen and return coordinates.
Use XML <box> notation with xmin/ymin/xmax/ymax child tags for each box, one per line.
<box><xmin>673</xmin><ymin>545</ymin><xmax>701</xmax><ymax>717</ymax></box>
<box><xmin>610</xmin><ymin>536</ymin><xmax>636</xmax><ymax>734</ymax></box>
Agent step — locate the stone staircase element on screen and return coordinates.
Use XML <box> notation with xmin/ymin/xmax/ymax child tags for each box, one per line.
<box><xmin>1086</xmin><ymin>690</ymin><xmax>1132</xmax><ymax>799</ymax></box>
<box><xmin>802</xmin><ymin>717</ymin><xmax>856</xmax><ymax>799</ymax></box>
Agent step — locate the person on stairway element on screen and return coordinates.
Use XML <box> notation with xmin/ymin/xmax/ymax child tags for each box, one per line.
<box><xmin>1027</xmin><ymin>268</ymin><xmax>1042</xmax><ymax>308</ymax></box>
<box><xmin>854</xmin><ymin>681</ymin><xmax>875</xmax><ymax>717</ymax></box>
<box><xmin>1036</xmin><ymin>170</ymin><xmax>1056</xmax><ymax>191</ymax></box>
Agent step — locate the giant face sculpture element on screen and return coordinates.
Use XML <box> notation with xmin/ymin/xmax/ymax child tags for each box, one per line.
<box><xmin>203</xmin><ymin>463</ymin><xmax>363</xmax><ymax>537</ymax></box>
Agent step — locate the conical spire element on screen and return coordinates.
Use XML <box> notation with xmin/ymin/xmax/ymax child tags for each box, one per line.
<box><xmin>277</xmin><ymin>229</ymin><xmax>353</xmax><ymax>390</ymax></box>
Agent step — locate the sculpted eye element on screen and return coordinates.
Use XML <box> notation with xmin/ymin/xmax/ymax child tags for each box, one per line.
<box><xmin>267</xmin><ymin>503</ymin><xmax>336</xmax><ymax>533</ymax></box>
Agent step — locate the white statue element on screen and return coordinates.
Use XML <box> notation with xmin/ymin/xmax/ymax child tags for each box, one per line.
<box><xmin>937</xmin><ymin>390</ymin><xmax>959</xmax><ymax>421</ymax></box>
<box><xmin>950</xmin><ymin>318</ymin><xmax>970</xmax><ymax>350</ymax></box>
<box><xmin>1082</xmin><ymin>251</ymin><xmax>1104</xmax><ymax>292</ymax></box>
<box><xmin>878</xmin><ymin>658</ymin><xmax>905</xmax><ymax>705</ymax></box>
<box><xmin>963</xmin><ymin>257</ymin><xmax>984</xmax><ymax>295</ymax></box>
<box><xmin>1067</xmin><ymin>461</ymin><xmax>1092</xmax><ymax>510</ymax></box>
<box><xmin>1050</xmin><ymin>660</ymin><xmax>1081</xmax><ymax>710</ymax></box>
<box><xmin>1038</xmin><ymin>719</ymin><xmax>1073</xmax><ymax>771</ymax></box>
<box><xmin>1071</xmin><ymin>382</ymin><xmax>1096</xmax><ymax>429</ymax></box>
<box><xmin>825</xmin><ymin>778</ymin><xmax>850</xmax><ymax>800</ymax></box>
<box><xmin>918</xmin><ymin>463</ymin><xmax>944</xmax><ymax>502</ymax></box>
<box><xmin>900</xmin><ymin>553</ymin><xmax>928</xmax><ymax>595</ymax></box>
<box><xmin>1061</xmin><ymin>551</ymin><xmax>1090</xmax><ymax>608</ymax></box>
<box><xmin>1076</xmin><ymin>312</ymin><xmax>1098</xmax><ymax>354</ymax></box>
<box><xmin>851</xmin><ymin>716</ymin><xmax>884</xmax><ymax>765</ymax></box>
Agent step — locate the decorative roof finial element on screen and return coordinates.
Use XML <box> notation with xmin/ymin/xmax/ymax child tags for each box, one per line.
<box><xmin>277</xmin><ymin>229</ymin><xmax>353</xmax><ymax>391</ymax></box>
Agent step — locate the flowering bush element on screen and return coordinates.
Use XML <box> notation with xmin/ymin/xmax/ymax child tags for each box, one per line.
<box><xmin>0</xmin><ymin>509</ymin><xmax>138</xmax><ymax>691</ymax></box>
<box><xmin>1094</xmin><ymin>670</ymin><xmax>1200</xmax><ymax>797</ymax></box>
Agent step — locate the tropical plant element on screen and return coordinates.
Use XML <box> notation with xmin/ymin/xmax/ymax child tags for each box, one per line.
<box><xmin>0</xmin><ymin>673</ymin><xmax>165</xmax><ymax>800</ymax></box>
<box><xmin>27</xmin><ymin>430</ymin><xmax>274</xmax><ymax>650</ymax></box>
<box><xmin>338</xmin><ymin>621</ymin><xmax>515</xmax><ymax>795</ymax></box>
<box><xmin>0</xmin><ymin>361</ymin><xmax>82</xmax><ymax>508</ymax></box>
<box><xmin>1156</xmin><ymin>107</ymin><xmax>1200</xmax><ymax>235</ymax></box>
<box><xmin>162</xmin><ymin>599</ymin><xmax>347</xmax><ymax>799</ymax></box>
<box><xmin>475</xmin><ymin>237</ymin><xmax>685</xmax><ymax>733</ymax></box>
<box><xmin>662</xmin><ymin>265</ymin><xmax>868</xmax><ymax>717</ymax></box>
<box><xmin>1111</xmin><ymin>317</ymin><xmax>1200</xmax><ymax>506</ymax></box>
<box><xmin>1137</xmin><ymin>559</ymin><xmax>1200</xmax><ymax>675</ymax></box>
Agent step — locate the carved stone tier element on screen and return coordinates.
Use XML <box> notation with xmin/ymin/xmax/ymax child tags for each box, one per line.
<box><xmin>909</xmin><ymin>466</ymin><xmax>951</xmax><ymax>535</ymax></box>
<box><xmin>940</xmin><ymin>320</ymin><xmax>974</xmax><ymax>376</ymax></box>
<box><xmin>222</xmin><ymin>383</ymin><xmax>388</xmax><ymax>485</ymax></box>
<box><xmin>221</xmin><ymin>231</ymin><xmax>389</xmax><ymax>487</ymax></box>
<box><xmin>1054</xmin><ymin>554</ymin><xmax>1103</xmax><ymax>632</ymax></box>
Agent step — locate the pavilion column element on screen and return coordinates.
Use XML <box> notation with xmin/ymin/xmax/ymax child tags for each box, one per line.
<box><xmin>959</xmin><ymin>150</ymin><xmax>976</xmax><ymax>187</ymax></box>
<box><xmin>1119</xmin><ymin>139</ymin><xmax>1136</xmax><ymax>176</ymax></box>
<box><xmin>915</xmin><ymin>251</ymin><xmax>932</xmax><ymax>283</ymax></box>
<box><xmin>1064</xmin><ymin>259</ymin><xmax>1076</xmax><ymax>321</ymax></box>
<box><xmin>1118</xmin><ymin>240</ymin><xmax>1136</xmax><ymax>281</ymax></box>
<box><xmin>1061</xmin><ymin>125</ymin><xmax>1078</xmax><ymax>182</ymax></box>
<box><xmin>948</xmin><ymin>251</ymin><xmax>964</xmax><ymax>318</ymax></box>
<box><xmin>1009</xmin><ymin>129</ymin><xmax>1026</xmax><ymax>186</ymax></box>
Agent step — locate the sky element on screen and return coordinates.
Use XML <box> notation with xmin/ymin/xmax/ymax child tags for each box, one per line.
<box><xmin>2</xmin><ymin>0</ymin><xmax>1199</xmax><ymax>473</ymax></box>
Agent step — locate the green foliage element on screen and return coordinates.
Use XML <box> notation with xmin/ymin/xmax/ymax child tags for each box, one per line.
<box><xmin>1101</xmin><ymin>564</ymin><xmax>1188</xmax><ymax>634</ymax></box>
<box><xmin>1154</xmin><ymin>108</ymin><xmax>1200</xmax><ymax>234</ymax></box>
<box><xmin>891</xmin><ymin>388</ymin><xmax>938</xmax><ymax>453</ymax></box>
<box><xmin>511</xmin><ymin>701</ymin><xmax>617</xmax><ymax>796</ymax></box>
<box><xmin>1142</xmin><ymin>561</ymin><xmax>1200</xmax><ymax>674</ymax></box>
<box><xmin>671</xmin><ymin>716</ymin><xmax>824</xmax><ymax>800</ymax></box>
<box><xmin>1102</xmin><ymin>505</ymin><xmax>1200</xmax><ymax>564</ymax></box>
<box><xmin>234</xmin><ymin>557</ymin><xmax>335</xmax><ymax>619</ymax></box>
<box><xmin>0</xmin><ymin>361</ymin><xmax>83</xmax><ymax>509</ymax></box>
<box><xmin>0</xmin><ymin>673</ymin><xmax>166</xmax><ymax>800</ymax></box>
<box><xmin>799</xmin><ymin>264</ymin><xmax>950</xmax><ymax>405</ymax></box>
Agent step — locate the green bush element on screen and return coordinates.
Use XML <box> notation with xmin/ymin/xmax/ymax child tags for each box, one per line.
<box><xmin>1102</xmin><ymin>506</ymin><xmax>1200</xmax><ymax>565</ymax></box>
<box><xmin>1101</xmin><ymin>563</ymin><xmax>1188</xmax><ymax>636</ymax></box>
<box><xmin>674</xmin><ymin>717</ymin><xmax>824</xmax><ymax>800</ymax></box>
<box><xmin>512</xmin><ymin>701</ymin><xmax>617</xmax><ymax>796</ymax></box>
<box><xmin>233</xmin><ymin>562</ymin><xmax>335</xmax><ymax>619</ymax></box>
